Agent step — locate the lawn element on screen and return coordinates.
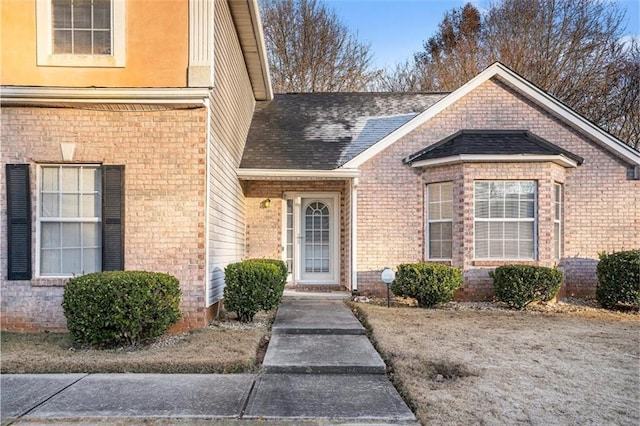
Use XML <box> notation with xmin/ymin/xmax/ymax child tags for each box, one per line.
<box><xmin>0</xmin><ymin>313</ymin><xmax>272</xmax><ymax>374</ymax></box>
<box><xmin>353</xmin><ymin>301</ymin><xmax>640</xmax><ymax>425</ymax></box>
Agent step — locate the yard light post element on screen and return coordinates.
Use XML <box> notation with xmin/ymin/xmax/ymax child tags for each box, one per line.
<box><xmin>381</xmin><ymin>267</ymin><xmax>395</xmax><ymax>308</ymax></box>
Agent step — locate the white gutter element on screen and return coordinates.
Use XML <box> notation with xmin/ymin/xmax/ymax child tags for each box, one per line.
<box><xmin>410</xmin><ymin>154</ymin><xmax>580</xmax><ymax>169</ymax></box>
<box><xmin>237</xmin><ymin>168</ymin><xmax>360</xmax><ymax>179</ymax></box>
<box><xmin>0</xmin><ymin>86</ymin><xmax>210</xmax><ymax>104</ymax></box>
<box><xmin>204</xmin><ymin>95</ymin><xmax>213</xmax><ymax>307</ymax></box>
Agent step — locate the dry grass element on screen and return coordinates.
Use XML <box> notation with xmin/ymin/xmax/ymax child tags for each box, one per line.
<box><xmin>1</xmin><ymin>312</ymin><xmax>273</xmax><ymax>374</ymax></box>
<box><xmin>353</xmin><ymin>300</ymin><xmax>640</xmax><ymax>425</ymax></box>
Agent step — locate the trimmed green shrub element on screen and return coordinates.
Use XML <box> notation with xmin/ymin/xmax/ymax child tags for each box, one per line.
<box><xmin>596</xmin><ymin>249</ymin><xmax>640</xmax><ymax>310</ymax></box>
<box><xmin>62</xmin><ymin>271</ymin><xmax>181</xmax><ymax>347</ymax></box>
<box><xmin>390</xmin><ymin>262</ymin><xmax>463</xmax><ymax>308</ymax></box>
<box><xmin>490</xmin><ymin>265</ymin><xmax>562</xmax><ymax>310</ymax></box>
<box><xmin>224</xmin><ymin>259</ymin><xmax>287</xmax><ymax>322</ymax></box>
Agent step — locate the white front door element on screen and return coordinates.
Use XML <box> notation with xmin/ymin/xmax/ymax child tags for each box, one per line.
<box><xmin>284</xmin><ymin>194</ymin><xmax>339</xmax><ymax>284</ymax></box>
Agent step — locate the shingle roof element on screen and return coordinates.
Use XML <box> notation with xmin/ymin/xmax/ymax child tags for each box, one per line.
<box><xmin>403</xmin><ymin>130</ymin><xmax>584</xmax><ymax>165</ymax></box>
<box><xmin>240</xmin><ymin>92</ymin><xmax>447</xmax><ymax>170</ymax></box>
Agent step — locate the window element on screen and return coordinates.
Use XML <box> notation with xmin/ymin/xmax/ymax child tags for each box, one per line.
<box><xmin>39</xmin><ymin>166</ymin><xmax>102</xmax><ymax>276</ymax></box>
<box><xmin>427</xmin><ymin>182</ymin><xmax>453</xmax><ymax>259</ymax></box>
<box><xmin>36</xmin><ymin>0</ymin><xmax>126</xmax><ymax>67</ymax></box>
<box><xmin>285</xmin><ymin>199</ymin><xmax>294</xmax><ymax>278</ymax></box>
<box><xmin>474</xmin><ymin>181</ymin><xmax>536</xmax><ymax>260</ymax></box>
<box><xmin>553</xmin><ymin>183</ymin><xmax>563</xmax><ymax>259</ymax></box>
<box><xmin>52</xmin><ymin>0</ymin><xmax>112</xmax><ymax>55</ymax></box>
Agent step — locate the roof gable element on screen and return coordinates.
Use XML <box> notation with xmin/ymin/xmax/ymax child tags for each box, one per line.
<box><xmin>342</xmin><ymin>62</ymin><xmax>640</xmax><ymax>168</ymax></box>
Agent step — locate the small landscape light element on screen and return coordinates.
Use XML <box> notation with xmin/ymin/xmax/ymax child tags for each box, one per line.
<box><xmin>381</xmin><ymin>267</ymin><xmax>395</xmax><ymax>308</ymax></box>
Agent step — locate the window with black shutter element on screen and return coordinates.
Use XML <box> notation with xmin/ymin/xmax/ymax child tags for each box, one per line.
<box><xmin>6</xmin><ymin>164</ymin><xmax>32</xmax><ymax>280</ymax></box>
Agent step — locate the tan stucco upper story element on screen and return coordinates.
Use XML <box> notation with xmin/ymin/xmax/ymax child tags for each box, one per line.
<box><xmin>1</xmin><ymin>0</ymin><xmax>272</xmax><ymax>98</ymax></box>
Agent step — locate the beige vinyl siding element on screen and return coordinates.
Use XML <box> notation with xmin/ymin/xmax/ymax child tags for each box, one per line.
<box><xmin>207</xmin><ymin>0</ymin><xmax>256</xmax><ymax>305</ymax></box>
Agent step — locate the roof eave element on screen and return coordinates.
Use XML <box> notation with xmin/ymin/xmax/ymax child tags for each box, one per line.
<box><xmin>237</xmin><ymin>168</ymin><xmax>359</xmax><ymax>179</ymax></box>
<box><xmin>228</xmin><ymin>0</ymin><xmax>273</xmax><ymax>101</ymax></box>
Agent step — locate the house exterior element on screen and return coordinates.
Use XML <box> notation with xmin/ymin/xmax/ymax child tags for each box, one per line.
<box><xmin>2</xmin><ymin>2</ymin><xmax>638</xmax><ymax>333</ymax></box>
<box><xmin>1</xmin><ymin>0</ymin><xmax>272</xmax><ymax>331</ymax></box>
<box><xmin>240</xmin><ymin>64</ymin><xmax>640</xmax><ymax>300</ymax></box>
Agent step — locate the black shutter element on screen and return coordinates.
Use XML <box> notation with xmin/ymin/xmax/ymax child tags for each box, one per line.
<box><xmin>102</xmin><ymin>165</ymin><xmax>124</xmax><ymax>271</ymax></box>
<box><xmin>6</xmin><ymin>164</ymin><xmax>32</xmax><ymax>280</ymax></box>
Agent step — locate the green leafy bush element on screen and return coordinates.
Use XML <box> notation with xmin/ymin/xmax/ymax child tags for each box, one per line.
<box><xmin>596</xmin><ymin>249</ymin><xmax>640</xmax><ymax>309</ymax></box>
<box><xmin>223</xmin><ymin>259</ymin><xmax>287</xmax><ymax>322</ymax></box>
<box><xmin>490</xmin><ymin>265</ymin><xmax>562</xmax><ymax>309</ymax></box>
<box><xmin>390</xmin><ymin>262</ymin><xmax>463</xmax><ymax>307</ymax></box>
<box><xmin>62</xmin><ymin>271</ymin><xmax>181</xmax><ymax>347</ymax></box>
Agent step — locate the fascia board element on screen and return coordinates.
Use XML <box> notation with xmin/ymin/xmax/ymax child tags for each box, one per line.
<box><xmin>0</xmin><ymin>86</ymin><xmax>210</xmax><ymax>104</ymax></box>
<box><xmin>237</xmin><ymin>168</ymin><xmax>360</xmax><ymax>179</ymax></box>
<box><xmin>410</xmin><ymin>154</ymin><xmax>579</xmax><ymax>168</ymax></box>
<box><xmin>247</xmin><ymin>0</ymin><xmax>273</xmax><ymax>100</ymax></box>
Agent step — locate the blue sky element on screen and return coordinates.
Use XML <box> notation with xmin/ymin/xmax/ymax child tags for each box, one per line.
<box><xmin>324</xmin><ymin>0</ymin><xmax>640</xmax><ymax>69</ymax></box>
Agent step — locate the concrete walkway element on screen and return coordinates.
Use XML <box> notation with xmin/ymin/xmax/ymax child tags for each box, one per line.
<box><xmin>1</xmin><ymin>297</ymin><xmax>416</xmax><ymax>425</ymax></box>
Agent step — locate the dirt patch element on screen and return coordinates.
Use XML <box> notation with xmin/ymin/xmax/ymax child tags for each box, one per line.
<box><xmin>353</xmin><ymin>301</ymin><xmax>640</xmax><ymax>425</ymax></box>
<box><xmin>1</xmin><ymin>311</ymin><xmax>274</xmax><ymax>374</ymax></box>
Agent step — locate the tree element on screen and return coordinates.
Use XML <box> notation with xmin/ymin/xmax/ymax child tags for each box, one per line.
<box><xmin>261</xmin><ymin>0</ymin><xmax>375</xmax><ymax>93</ymax></box>
<box><xmin>378</xmin><ymin>0</ymin><xmax>638</xmax><ymax>148</ymax></box>
<box><xmin>414</xmin><ymin>2</ymin><xmax>483</xmax><ymax>91</ymax></box>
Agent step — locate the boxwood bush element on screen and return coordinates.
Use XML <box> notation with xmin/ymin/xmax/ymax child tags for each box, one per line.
<box><xmin>62</xmin><ymin>271</ymin><xmax>181</xmax><ymax>347</ymax></box>
<box><xmin>390</xmin><ymin>262</ymin><xmax>463</xmax><ymax>307</ymax></box>
<box><xmin>490</xmin><ymin>265</ymin><xmax>562</xmax><ymax>309</ymax></box>
<box><xmin>596</xmin><ymin>249</ymin><xmax>640</xmax><ymax>310</ymax></box>
<box><xmin>223</xmin><ymin>259</ymin><xmax>287</xmax><ymax>322</ymax></box>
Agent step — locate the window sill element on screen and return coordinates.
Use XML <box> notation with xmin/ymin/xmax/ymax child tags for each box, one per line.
<box><xmin>426</xmin><ymin>259</ymin><xmax>453</xmax><ymax>265</ymax></box>
<box><xmin>32</xmin><ymin>277</ymin><xmax>70</xmax><ymax>287</ymax></box>
<box><xmin>473</xmin><ymin>260</ymin><xmax>539</xmax><ymax>267</ymax></box>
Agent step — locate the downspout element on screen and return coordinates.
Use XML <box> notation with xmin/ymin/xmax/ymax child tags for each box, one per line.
<box><xmin>204</xmin><ymin>94</ymin><xmax>212</xmax><ymax>308</ymax></box>
<box><xmin>351</xmin><ymin>177</ymin><xmax>359</xmax><ymax>292</ymax></box>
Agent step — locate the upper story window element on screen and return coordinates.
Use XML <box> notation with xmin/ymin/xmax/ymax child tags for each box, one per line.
<box><xmin>474</xmin><ymin>181</ymin><xmax>537</xmax><ymax>260</ymax></box>
<box><xmin>37</xmin><ymin>0</ymin><xmax>126</xmax><ymax>67</ymax></box>
<box><xmin>52</xmin><ymin>0</ymin><xmax>112</xmax><ymax>55</ymax></box>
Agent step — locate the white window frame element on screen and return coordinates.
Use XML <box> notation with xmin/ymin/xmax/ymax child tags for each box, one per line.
<box><xmin>553</xmin><ymin>182</ymin><xmax>563</xmax><ymax>260</ymax></box>
<box><xmin>36</xmin><ymin>164</ymin><xmax>103</xmax><ymax>277</ymax></box>
<box><xmin>36</xmin><ymin>0</ymin><xmax>126</xmax><ymax>68</ymax></box>
<box><xmin>473</xmin><ymin>180</ymin><xmax>538</xmax><ymax>261</ymax></box>
<box><xmin>426</xmin><ymin>182</ymin><xmax>453</xmax><ymax>260</ymax></box>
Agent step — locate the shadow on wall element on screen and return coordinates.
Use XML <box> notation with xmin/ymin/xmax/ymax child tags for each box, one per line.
<box><xmin>558</xmin><ymin>257</ymin><xmax>599</xmax><ymax>298</ymax></box>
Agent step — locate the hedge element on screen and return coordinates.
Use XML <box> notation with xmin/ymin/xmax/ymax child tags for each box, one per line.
<box><xmin>223</xmin><ymin>259</ymin><xmax>287</xmax><ymax>322</ymax></box>
<box><xmin>490</xmin><ymin>265</ymin><xmax>562</xmax><ymax>309</ymax></box>
<box><xmin>390</xmin><ymin>262</ymin><xmax>462</xmax><ymax>308</ymax></box>
<box><xmin>62</xmin><ymin>271</ymin><xmax>181</xmax><ymax>347</ymax></box>
<box><xmin>596</xmin><ymin>249</ymin><xmax>640</xmax><ymax>309</ymax></box>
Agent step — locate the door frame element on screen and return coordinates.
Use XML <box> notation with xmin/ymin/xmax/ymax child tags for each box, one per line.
<box><xmin>282</xmin><ymin>192</ymin><xmax>340</xmax><ymax>285</ymax></box>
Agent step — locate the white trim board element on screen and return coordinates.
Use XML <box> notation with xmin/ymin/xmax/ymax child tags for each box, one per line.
<box><xmin>237</xmin><ymin>168</ymin><xmax>360</xmax><ymax>179</ymax></box>
<box><xmin>341</xmin><ymin>62</ymin><xmax>640</xmax><ymax>168</ymax></box>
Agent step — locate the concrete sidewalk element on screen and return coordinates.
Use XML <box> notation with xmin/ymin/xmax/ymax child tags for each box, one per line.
<box><xmin>1</xmin><ymin>297</ymin><xmax>416</xmax><ymax>425</ymax></box>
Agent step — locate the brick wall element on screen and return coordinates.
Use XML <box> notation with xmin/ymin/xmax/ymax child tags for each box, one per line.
<box><xmin>1</xmin><ymin>106</ymin><xmax>208</xmax><ymax>331</ymax></box>
<box><xmin>243</xmin><ymin>180</ymin><xmax>350</xmax><ymax>288</ymax></box>
<box><xmin>356</xmin><ymin>78</ymin><xmax>639</xmax><ymax>297</ymax></box>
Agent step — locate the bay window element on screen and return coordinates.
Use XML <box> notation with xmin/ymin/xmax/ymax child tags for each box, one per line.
<box><xmin>427</xmin><ymin>182</ymin><xmax>453</xmax><ymax>259</ymax></box>
<box><xmin>474</xmin><ymin>181</ymin><xmax>536</xmax><ymax>260</ymax></box>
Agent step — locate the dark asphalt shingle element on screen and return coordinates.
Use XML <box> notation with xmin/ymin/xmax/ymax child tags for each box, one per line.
<box><xmin>403</xmin><ymin>130</ymin><xmax>584</xmax><ymax>165</ymax></box>
<box><xmin>240</xmin><ymin>92</ymin><xmax>447</xmax><ymax>170</ymax></box>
